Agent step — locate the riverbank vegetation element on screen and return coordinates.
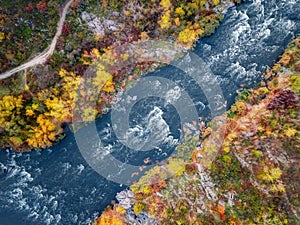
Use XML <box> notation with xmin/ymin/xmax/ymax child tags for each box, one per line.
<box><xmin>0</xmin><ymin>0</ymin><xmax>239</xmax><ymax>151</ymax></box>
<box><xmin>93</xmin><ymin>37</ymin><xmax>300</xmax><ymax>225</ymax></box>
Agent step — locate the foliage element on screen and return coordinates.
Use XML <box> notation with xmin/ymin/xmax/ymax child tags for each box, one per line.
<box><xmin>290</xmin><ymin>74</ymin><xmax>300</xmax><ymax>93</ymax></box>
<box><xmin>26</xmin><ymin>115</ymin><xmax>60</xmax><ymax>149</ymax></box>
<box><xmin>177</xmin><ymin>23</ymin><xmax>204</xmax><ymax>48</ymax></box>
<box><xmin>267</xmin><ymin>89</ymin><xmax>299</xmax><ymax>110</ymax></box>
<box><xmin>227</xmin><ymin>100</ymin><xmax>248</xmax><ymax>118</ymax></box>
<box><xmin>257</xmin><ymin>166</ymin><xmax>283</xmax><ymax>182</ymax></box>
<box><xmin>93</xmin><ymin>208</ymin><xmax>125</xmax><ymax>225</ymax></box>
<box><xmin>158</xmin><ymin>11</ymin><xmax>172</xmax><ymax>29</ymax></box>
<box><xmin>133</xmin><ymin>202</ymin><xmax>145</xmax><ymax>215</ymax></box>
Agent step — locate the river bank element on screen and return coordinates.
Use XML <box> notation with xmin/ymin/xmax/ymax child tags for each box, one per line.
<box><xmin>93</xmin><ymin>36</ymin><xmax>300</xmax><ymax>225</ymax></box>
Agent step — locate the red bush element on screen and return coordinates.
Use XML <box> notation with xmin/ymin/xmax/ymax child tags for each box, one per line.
<box><xmin>267</xmin><ymin>89</ymin><xmax>299</xmax><ymax>110</ymax></box>
<box><xmin>37</xmin><ymin>2</ymin><xmax>47</xmax><ymax>12</ymax></box>
<box><xmin>25</xmin><ymin>4</ymin><xmax>34</xmax><ymax>12</ymax></box>
<box><xmin>62</xmin><ymin>23</ymin><xmax>71</xmax><ymax>36</ymax></box>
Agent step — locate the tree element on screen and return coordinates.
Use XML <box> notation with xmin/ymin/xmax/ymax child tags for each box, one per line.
<box><xmin>177</xmin><ymin>23</ymin><xmax>204</xmax><ymax>48</ymax></box>
<box><xmin>93</xmin><ymin>209</ymin><xmax>125</xmax><ymax>225</ymax></box>
<box><xmin>26</xmin><ymin>114</ymin><xmax>60</xmax><ymax>149</ymax></box>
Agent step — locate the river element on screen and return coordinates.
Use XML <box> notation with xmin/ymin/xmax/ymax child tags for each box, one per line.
<box><xmin>0</xmin><ymin>0</ymin><xmax>300</xmax><ymax>224</ymax></box>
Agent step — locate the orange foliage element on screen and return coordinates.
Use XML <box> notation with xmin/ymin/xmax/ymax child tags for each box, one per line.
<box><xmin>216</xmin><ymin>204</ymin><xmax>226</xmax><ymax>221</ymax></box>
<box><xmin>93</xmin><ymin>208</ymin><xmax>125</xmax><ymax>225</ymax></box>
<box><xmin>26</xmin><ymin>115</ymin><xmax>60</xmax><ymax>149</ymax></box>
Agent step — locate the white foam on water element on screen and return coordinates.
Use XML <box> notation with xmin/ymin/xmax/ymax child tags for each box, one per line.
<box><xmin>62</xmin><ymin>162</ymin><xmax>72</xmax><ymax>174</ymax></box>
<box><xmin>98</xmin><ymin>126</ymin><xmax>111</xmax><ymax>141</ymax></box>
<box><xmin>124</xmin><ymin>106</ymin><xmax>178</xmax><ymax>150</ymax></box>
<box><xmin>0</xmin><ymin>151</ymin><xmax>66</xmax><ymax>225</ymax></box>
<box><xmin>165</xmin><ymin>86</ymin><xmax>181</xmax><ymax>105</ymax></box>
<box><xmin>77</xmin><ymin>164</ymin><xmax>85</xmax><ymax>175</ymax></box>
<box><xmin>204</xmin><ymin>0</ymin><xmax>299</xmax><ymax>86</ymax></box>
<box><xmin>231</xmin><ymin>11</ymin><xmax>251</xmax><ymax>43</ymax></box>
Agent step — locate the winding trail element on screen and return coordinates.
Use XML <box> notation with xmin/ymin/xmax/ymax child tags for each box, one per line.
<box><xmin>0</xmin><ymin>0</ymin><xmax>74</xmax><ymax>81</ymax></box>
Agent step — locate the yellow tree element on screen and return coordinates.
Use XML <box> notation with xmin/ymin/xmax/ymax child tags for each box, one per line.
<box><xmin>26</xmin><ymin>114</ymin><xmax>60</xmax><ymax>149</ymax></box>
<box><xmin>93</xmin><ymin>209</ymin><xmax>125</xmax><ymax>225</ymax></box>
<box><xmin>177</xmin><ymin>23</ymin><xmax>204</xmax><ymax>48</ymax></box>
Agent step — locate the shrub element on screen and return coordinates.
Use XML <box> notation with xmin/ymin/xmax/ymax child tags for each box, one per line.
<box><xmin>267</xmin><ymin>89</ymin><xmax>299</xmax><ymax>110</ymax></box>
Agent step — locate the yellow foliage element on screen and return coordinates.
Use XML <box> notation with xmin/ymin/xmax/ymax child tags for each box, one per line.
<box><xmin>159</xmin><ymin>10</ymin><xmax>172</xmax><ymax>29</ymax></box>
<box><xmin>121</xmin><ymin>53</ymin><xmax>130</xmax><ymax>61</ymax></box>
<box><xmin>212</xmin><ymin>0</ymin><xmax>220</xmax><ymax>6</ymax></box>
<box><xmin>0</xmin><ymin>32</ymin><xmax>4</xmax><ymax>40</ymax></box>
<box><xmin>279</xmin><ymin>54</ymin><xmax>291</xmax><ymax>66</ymax></box>
<box><xmin>91</xmin><ymin>48</ymin><xmax>101</xmax><ymax>59</ymax></box>
<box><xmin>82</xmin><ymin>106</ymin><xmax>98</xmax><ymax>121</ymax></box>
<box><xmin>31</xmin><ymin>103</ymin><xmax>39</xmax><ymax>110</ymax></box>
<box><xmin>223</xmin><ymin>146</ymin><xmax>230</xmax><ymax>153</ymax></box>
<box><xmin>94</xmin><ymin>211</ymin><xmax>125</xmax><ymax>225</ymax></box>
<box><xmin>0</xmin><ymin>95</ymin><xmax>23</xmax><ymax>112</ymax></box>
<box><xmin>175</xmin><ymin>7</ymin><xmax>185</xmax><ymax>17</ymax></box>
<box><xmin>102</xmin><ymin>79</ymin><xmax>115</xmax><ymax>93</ymax></box>
<box><xmin>230</xmin><ymin>100</ymin><xmax>247</xmax><ymax>116</ymax></box>
<box><xmin>284</xmin><ymin>128</ymin><xmax>298</xmax><ymax>137</ymax></box>
<box><xmin>166</xmin><ymin>158</ymin><xmax>185</xmax><ymax>176</ymax></box>
<box><xmin>115</xmin><ymin>206</ymin><xmax>126</xmax><ymax>214</ymax></box>
<box><xmin>45</xmin><ymin>97</ymin><xmax>71</xmax><ymax>122</ymax></box>
<box><xmin>9</xmin><ymin>136</ymin><xmax>23</xmax><ymax>147</ymax></box>
<box><xmin>62</xmin><ymin>76</ymin><xmax>82</xmax><ymax>107</ymax></box>
<box><xmin>133</xmin><ymin>202</ymin><xmax>145</xmax><ymax>215</ymax></box>
<box><xmin>143</xmin><ymin>185</ymin><xmax>151</xmax><ymax>194</ymax></box>
<box><xmin>290</xmin><ymin>75</ymin><xmax>300</xmax><ymax>93</ymax></box>
<box><xmin>58</xmin><ymin>68</ymin><xmax>68</xmax><ymax>78</ymax></box>
<box><xmin>272</xmin><ymin>63</ymin><xmax>282</xmax><ymax>73</ymax></box>
<box><xmin>258</xmin><ymin>166</ymin><xmax>282</xmax><ymax>182</ymax></box>
<box><xmin>254</xmin><ymin>87</ymin><xmax>269</xmax><ymax>96</ymax></box>
<box><xmin>0</xmin><ymin>95</ymin><xmax>23</xmax><ymax>126</ymax></box>
<box><xmin>94</xmin><ymin>34</ymin><xmax>102</xmax><ymax>42</ymax></box>
<box><xmin>160</xmin><ymin>0</ymin><xmax>172</xmax><ymax>10</ymax></box>
<box><xmin>177</xmin><ymin>23</ymin><xmax>204</xmax><ymax>48</ymax></box>
<box><xmin>227</xmin><ymin>132</ymin><xmax>237</xmax><ymax>142</ymax></box>
<box><xmin>26</xmin><ymin>115</ymin><xmax>58</xmax><ymax>149</ymax></box>
<box><xmin>57</xmin><ymin>68</ymin><xmax>83</xmax><ymax>110</ymax></box>
<box><xmin>140</xmin><ymin>32</ymin><xmax>149</xmax><ymax>40</ymax></box>
<box><xmin>174</xmin><ymin>17</ymin><xmax>180</xmax><ymax>26</ymax></box>
<box><xmin>26</xmin><ymin>109</ymin><xmax>35</xmax><ymax>117</ymax></box>
<box><xmin>198</xmin><ymin>0</ymin><xmax>209</xmax><ymax>9</ymax></box>
<box><xmin>93</xmin><ymin>69</ymin><xmax>115</xmax><ymax>92</ymax></box>
<box><xmin>187</xmin><ymin>2</ymin><xmax>198</xmax><ymax>11</ymax></box>
<box><xmin>99</xmin><ymin>48</ymin><xmax>117</xmax><ymax>65</ymax></box>
<box><xmin>270</xmin><ymin>183</ymin><xmax>286</xmax><ymax>193</ymax></box>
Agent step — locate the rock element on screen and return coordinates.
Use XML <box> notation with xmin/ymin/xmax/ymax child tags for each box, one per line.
<box><xmin>116</xmin><ymin>189</ymin><xmax>135</xmax><ymax>209</ymax></box>
<box><xmin>81</xmin><ymin>11</ymin><xmax>121</xmax><ymax>36</ymax></box>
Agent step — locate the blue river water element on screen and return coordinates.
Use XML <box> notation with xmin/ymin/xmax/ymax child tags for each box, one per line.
<box><xmin>0</xmin><ymin>0</ymin><xmax>300</xmax><ymax>224</ymax></box>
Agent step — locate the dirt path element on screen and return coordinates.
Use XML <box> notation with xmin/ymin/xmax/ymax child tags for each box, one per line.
<box><xmin>0</xmin><ymin>0</ymin><xmax>74</xmax><ymax>81</ymax></box>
